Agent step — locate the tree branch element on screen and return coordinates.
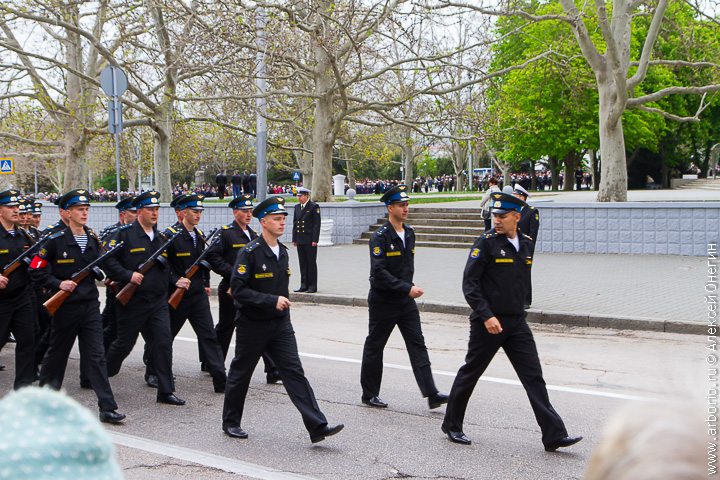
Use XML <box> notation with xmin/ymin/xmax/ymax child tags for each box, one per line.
<box><xmin>0</xmin><ymin>132</ymin><xmax>63</xmax><ymax>147</ymax></box>
<box><xmin>627</xmin><ymin>84</ymin><xmax>720</xmax><ymax>106</ymax></box>
<box><xmin>627</xmin><ymin>0</ymin><xmax>670</xmax><ymax>90</ymax></box>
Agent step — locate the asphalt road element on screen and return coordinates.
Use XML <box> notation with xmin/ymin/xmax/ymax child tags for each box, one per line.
<box><xmin>0</xmin><ymin>302</ymin><xmax>704</xmax><ymax>479</ymax></box>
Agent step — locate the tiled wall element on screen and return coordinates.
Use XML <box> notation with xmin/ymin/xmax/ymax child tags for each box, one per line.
<box><xmin>36</xmin><ymin>201</ymin><xmax>719</xmax><ymax>255</ymax></box>
<box><xmin>534</xmin><ymin>203</ymin><xmax>720</xmax><ymax>256</ymax></box>
<box><xmin>37</xmin><ymin>201</ymin><xmax>387</xmax><ymax>246</ymax></box>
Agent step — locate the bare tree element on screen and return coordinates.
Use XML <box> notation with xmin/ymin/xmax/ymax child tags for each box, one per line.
<box><xmin>433</xmin><ymin>0</ymin><xmax>720</xmax><ymax>201</ymax></box>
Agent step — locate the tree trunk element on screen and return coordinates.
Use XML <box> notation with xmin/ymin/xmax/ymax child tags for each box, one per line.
<box><xmin>402</xmin><ymin>142</ymin><xmax>414</xmax><ymax>187</ymax></box>
<box><xmin>310</xmin><ymin>44</ymin><xmax>335</xmax><ymax>201</ymax></box>
<box><xmin>549</xmin><ymin>156</ymin><xmax>560</xmax><ymax>191</ymax></box>
<box><xmin>153</xmin><ymin>113</ymin><xmax>173</xmax><ymax>200</ymax></box>
<box><xmin>62</xmin><ymin>124</ymin><xmax>88</xmax><ymax>190</ymax></box>
<box><xmin>562</xmin><ymin>152</ymin><xmax>576</xmax><ymax>191</ymax></box>
<box><xmin>530</xmin><ymin>160</ymin><xmax>537</xmax><ymax>190</ymax></box>
<box><xmin>451</xmin><ymin>142</ymin><xmax>467</xmax><ymax>191</ymax></box>
<box><xmin>596</xmin><ymin>84</ymin><xmax>628</xmax><ymax>201</ymax></box>
<box><xmin>295</xmin><ymin>134</ymin><xmax>313</xmax><ymax>189</ymax></box>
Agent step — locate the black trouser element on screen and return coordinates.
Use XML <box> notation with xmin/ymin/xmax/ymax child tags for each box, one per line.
<box><xmin>80</xmin><ymin>287</ymin><xmax>118</xmax><ymax>385</ymax></box>
<box><xmin>360</xmin><ymin>299</ymin><xmax>438</xmax><ymax>400</ymax></box>
<box><xmin>33</xmin><ymin>288</ymin><xmax>51</xmax><ymax>370</ymax></box>
<box><xmin>106</xmin><ymin>299</ymin><xmax>175</xmax><ymax>395</ymax></box>
<box><xmin>442</xmin><ymin>312</ymin><xmax>568</xmax><ymax>447</ymax></box>
<box><xmin>223</xmin><ymin>314</ymin><xmax>327</xmax><ymax>436</ymax></box>
<box><xmin>162</xmin><ymin>292</ymin><xmax>226</xmax><ymax>386</ymax></box>
<box><xmin>216</xmin><ymin>280</ymin><xmax>277</xmax><ymax>371</ymax></box>
<box><xmin>297</xmin><ymin>244</ymin><xmax>318</xmax><ymax>290</ymax></box>
<box><xmin>39</xmin><ymin>300</ymin><xmax>118</xmax><ymax>411</ymax></box>
<box><xmin>0</xmin><ymin>290</ymin><xmax>36</xmax><ymax>389</ymax></box>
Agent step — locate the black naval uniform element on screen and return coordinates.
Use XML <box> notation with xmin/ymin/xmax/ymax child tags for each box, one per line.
<box><xmin>222</xmin><ymin>235</ymin><xmax>329</xmax><ymax>438</ymax></box>
<box><xmin>102</xmin><ymin>221</ymin><xmax>177</xmax><ymax>396</ymax></box>
<box><xmin>0</xmin><ymin>224</ymin><xmax>36</xmax><ymax>389</ymax></box>
<box><xmin>99</xmin><ymin>222</ymin><xmax>122</xmax><ymax>350</ymax></box>
<box><xmin>164</xmin><ymin>223</ymin><xmax>227</xmax><ymax>391</ymax></box>
<box><xmin>518</xmin><ymin>206</ymin><xmax>539</xmax><ymax>251</ymax></box>
<box><xmin>29</xmin><ymin>227</ymin><xmax>119</xmax><ymax>412</ymax></box>
<box><xmin>292</xmin><ymin>200</ymin><xmax>321</xmax><ymax>291</ymax></box>
<box><xmin>206</xmin><ymin>221</ymin><xmax>278</xmax><ymax>373</ymax></box>
<box><xmin>360</xmin><ymin>222</ymin><xmax>439</xmax><ymax>402</ymax></box>
<box><xmin>33</xmin><ymin>220</ymin><xmax>68</xmax><ymax>370</ymax></box>
<box><xmin>442</xmin><ymin>230</ymin><xmax>568</xmax><ymax>448</ymax></box>
<box><xmin>517</xmin><ymin>205</ymin><xmax>539</xmax><ymax>306</ymax></box>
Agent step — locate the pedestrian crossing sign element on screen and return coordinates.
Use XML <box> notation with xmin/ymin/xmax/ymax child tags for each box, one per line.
<box><xmin>0</xmin><ymin>158</ymin><xmax>13</xmax><ymax>175</ymax></box>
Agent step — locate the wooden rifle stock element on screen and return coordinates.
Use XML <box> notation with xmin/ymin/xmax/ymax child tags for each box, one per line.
<box><xmin>2</xmin><ymin>260</ymin><xmax>22</xmax><ymax>277</ymax></box>
<box><xmin>115</xmin><ymin>260</ymin><xmax>152</xmax><ymax>306</ymax></box>
<box><xmin>43</xmin><ymin>270</ymin><xmax>91</xmax><ymax>315</ymax></box>
<box><xmin>168</xmin><ymin>264</ymin><xmax>201</xmax><ymax>309</ymax></box>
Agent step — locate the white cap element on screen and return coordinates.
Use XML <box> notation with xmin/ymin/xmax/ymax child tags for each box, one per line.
<box><xmin>297</xmin><ymin>187</ymin><xmax>311</xmax><ymax>195</ymax></box>
<box><xmin>513</xmin><ymin>184</ymin><xmax>529</xmax><ymax>198</ymax></box>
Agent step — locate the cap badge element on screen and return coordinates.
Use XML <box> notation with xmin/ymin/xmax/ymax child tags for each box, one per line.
<box><xmin>245</xmin><ymin>200</ymin><xmax>251</xmax><ymax>205</ymax></box>
<box><xmin>151</xmin><ymin>198</ymin><xmax>158</xmax><ymax>203</ymax></box>
<box><xmin>197</xmin><ymin>201</ymin><xmax>203</xmax><ymax>206</ymax></box>
<box><xmin>79</xmin><ymin>196</ymin><xmax>87</xmax><ymax>201</ymax></box>
<box><xmin>493</xmin><ymin>201</ymin><xmax>501</xmax><ymax>208</ymax></box>
<box><xmin>10</xmin><ymin>196</ymin><xmax>16</xmax><ymax>202</ymax></box>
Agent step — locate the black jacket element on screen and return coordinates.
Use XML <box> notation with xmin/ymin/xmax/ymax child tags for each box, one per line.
<box><xmin>292</xmin><ymin>201</ymin><xmax>321</xmax><ymax>245</ymax></box>
<box><xmin>462</xmin><ymin>230</ymin><xmax>533</xmax><ymax>322</ymax></box>
<box><xmin>216</xmin><ymin>173</ymin><xmax>227</xmax><ymax>185</ymax></box>
<box><xmin>206</xmin><ymin>221</ymin><xmax>257</xmax><ymax>284</ymax></box>
<box><xmin>518</xmin><ymin>206</ymin><xmax>540</xmax><ymax>245</ymax></box>
<box><xmin>29</xmin><ymin>226</ymin><xmax>102</xmax><ymax>304</ymax></box>
<box><xmin>368</xmin><ymin>222</ymin><xmax>415</xmax><ymax>304</ymax></box>
<box><xmin>230</xmin><ymin>235</ymin><xmax>290</xmax><ymax>320</ymax></box>
<box><xmin>164</xmin><ymin>223</ymin><xmax>210</xmax><ymax>296</ymax></box>
<box><xmin>102</xmin><ymin>221</ymin><xmax>171</xmax><ymax>303</ymax></box>
<box><xmin>0</xmin><ymin>224</ymin><xmax>34</xmax><ymax>298</ymax></box>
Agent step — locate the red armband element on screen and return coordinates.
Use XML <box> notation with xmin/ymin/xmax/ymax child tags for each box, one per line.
<box><xmin>29</xmin><ymin>256</ymin><xmax>47</xmax><ymax>269</ymax></box>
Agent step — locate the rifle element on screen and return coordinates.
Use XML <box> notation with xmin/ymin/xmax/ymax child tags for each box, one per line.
<box><xmin>2</xmin><ymin>232</ymin><xmax>52</xmax><ymax>277</ymax></box>
<box><xmin>115</xmin><ymin>231</ymin><xmax>180</xmax><ymax>306</ymax></box>
<box><xmin>43</xmin><ymin>241</ymin><xmax>124</xmax><ymax>315</ymax></box>
<box><xmin>168</xmin><ymin>228</ymin><xmax>221</xmax><ymax>309</ymax></box>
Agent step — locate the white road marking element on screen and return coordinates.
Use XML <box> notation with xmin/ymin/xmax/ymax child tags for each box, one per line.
<box><xmin>111</xmin><ymin>431</ymin><xmax>318</xmax><ymax>480</ymax></box>
<box><xmin>175</xmin><ymin>336</ymin><xmax>652</xmax><ymax>402</ymax></box>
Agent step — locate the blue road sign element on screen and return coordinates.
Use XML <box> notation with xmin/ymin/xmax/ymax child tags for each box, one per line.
<box><xmin>0</xmin><ymin>158</ymin><xmax>14</xmax><ymax>174</ymax></box>
<box><xmin>293</xmin><ymin>171</ymin><xmax>301</xmax><ymax>181</ymax></box>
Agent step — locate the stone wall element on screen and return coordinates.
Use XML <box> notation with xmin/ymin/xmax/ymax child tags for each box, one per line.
<box><xmin>37</xmin><ymin>201</ymin><xmax>387</xmax><ymax>246</ymax></box>
<box><xmin>533</xmin><ymin>202</ymin><xmax>720</xmax><ymax>256</ymax></box>
<box><xmin>35</xmin><ymin>200</ymin><xmax>719</xmax><ymax>255</ymax></box>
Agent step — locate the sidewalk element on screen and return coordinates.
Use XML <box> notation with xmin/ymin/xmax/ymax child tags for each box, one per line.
<box><xmin>208</xmin><ymin>243</ymin><xmax>707</xmax><ymax>335</ymax></box>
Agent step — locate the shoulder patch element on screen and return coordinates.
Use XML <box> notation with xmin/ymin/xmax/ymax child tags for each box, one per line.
<box><xmin>236</xmin><ymin>264</ymin><xmax>247</xmax><ymax>275</ymax></box>
<box><xmin>372</xmin><ymin>246</ymin><xmax>382</xmax><ymax>257</ymax></box>
<box><xmin>197</xmin><ymin>228</ymin><xmax>204</xmax><ymax>236</ymax></box>
<box><xmin>119</xmin><ymin>224</ymin><xmax>132</xmax><ymax>231</ymax></box>
<box><xmin>522</xmin><ymin>233</ymin><xmax>534</xmax><ymax>241</ymax></box>
<box><xmin>481</xmin><ymin>231</ymin><xmax>497</xmax><ymax>239</ymax></box>
<box><xmin>470</xmin><ymin>247</ymin><xmax>481</xmax><ymax>259</ymax></box>
<box><xmin>375</xmin><ymin>225</ymin><xmax>388</xmax><ymax>236</ymax></box>
<box><xmin>245</xmin><ymin>241</ymin><xmax>260</xmax><ymax>252</ymax></box>
<box><xmin>168</xmin><ymin>226</ymin><xmax>177</xmax><ymax>234</ymax></box>
<box><xmin>48</xmin><ymin>231</ymin><xmax>65</xmax><ymax>240</ymax></box>
<box><xmin>222</xmin><ymin>223</ymin><xmax>232</xmax><ymax>230</ymax></box>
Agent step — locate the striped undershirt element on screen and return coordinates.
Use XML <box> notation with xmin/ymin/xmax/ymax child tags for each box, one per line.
<box><xmin>74</xmin><ymin>234</ymin><xmax>88</xmax><ymax>253</ymax></box>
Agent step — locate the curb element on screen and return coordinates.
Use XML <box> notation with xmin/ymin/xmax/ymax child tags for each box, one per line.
<box><xmin>286</xmin><ymin>292</ymin><xmax>704</xmax><ymax>335</ymax></box>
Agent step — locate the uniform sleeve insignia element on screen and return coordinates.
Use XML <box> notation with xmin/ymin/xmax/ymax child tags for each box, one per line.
<box><xmin>39</xmin><ymin>248</ymin><xmax>47</xmax><ymax>257</ymax></box>
<box><xmin>222</xmin><ymin>224</ymin><xmax>231</xmax><ymax>230</ymax></box>
<box><xmin>535</xmin><ymin>213</ymin><xmax>539</xmax><ymax>220</ymax></box>
<box><xmin>372</xmin><ymin>246</ymin><xmax>382</xmax><ymax>257</ymax></box>
<box><xmin>237</xmin><ymin>264</ymin><xmax>247</xmax><ymax>275</ymax></box>
<box><xmin>470</xmin><ymin>247</ymin><xmax>480</xmax><ymax>259</ymax></box>
<box><xmin>109</xmin><ymin>239</ymin><xmax>117</xmax><ymax>247</ymax></box>
<box><xmin>168</xmin><ymin>226</ymin><xmax>177</xmax><ymax>234</ymax></box>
